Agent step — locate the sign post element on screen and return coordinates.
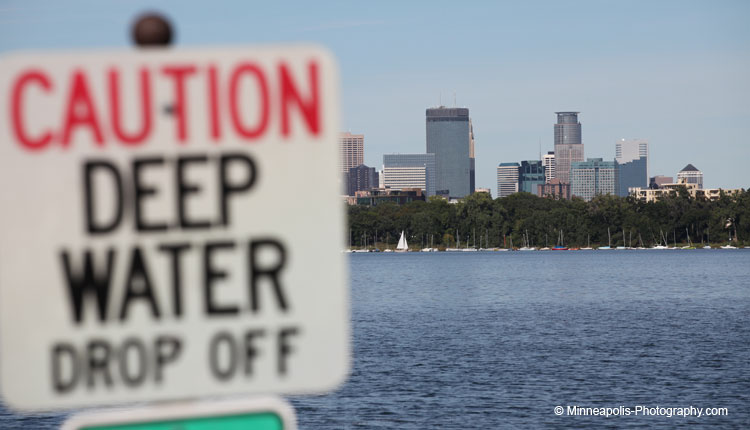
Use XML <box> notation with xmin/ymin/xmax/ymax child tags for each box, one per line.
<box><xmin>0</xmin><ymin>44</ymin><xmax>348</xmax><ymax>411</ymax></box>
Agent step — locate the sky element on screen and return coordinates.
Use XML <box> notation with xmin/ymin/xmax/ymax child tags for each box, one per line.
<box><xmin>1</xmin><ymin>0</ymin><xmax>749</xmax><ymax>190</ymax></box>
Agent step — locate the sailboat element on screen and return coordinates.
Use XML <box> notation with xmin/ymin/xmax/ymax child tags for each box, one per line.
<box><xmin>551</xmin><ymin>230</ymin><xmax>568</xmax><ymax>250</ymax></box>
<box><xmin>344</xmin><ymin>229</ymin><xmax>353</xmax><ymax>252</ymax></box>
<box><xmin>421</xmin><ymin>234</ymin><xmax>437</xmax><ymax>252</ymax></box>
<box><xmin>652</xmin><ymin>229</ymin><xmax>668</xmax><ymax>249</ymax></box>
<box><xmin>540</xmin><ymin>232</ymin><xmax>550</xmax><ymax>251</ymax></box>
<box><xmin>682</xmin><ymin>227</ymin><xmax>696</xmax><ymax>249</ymax></box>
<box><xmin>598</xmin><ymin>228</ymin><xmax>613</xmax><ymax>250</ymax></box>
<box><xmin>581</xmin><ymin>234</ymin><xmax>593</xmax><ymax>250</ymax></box>
<box><xmin>616</xmin><ymin>227</ymin><xmax>627</xmax><ymax>250</ymax></box>
<box><xmin>635</xmin><ymin>233</ymin><xmax>645</xmax><ymax>250</ymax></box>
<box><xmin>519</xmin><ymin>230</ymin><xmax>535</xmax><ymax>251</ymax></box>
<box><xmin>703</xmin><ymin>228</ymin><xmax>712</xmax><ymax>249</ymax></box>
<box><xmin>396</xmin><ymin>231</ymin><xmax>409</xmax><ymax>252</ymax></box>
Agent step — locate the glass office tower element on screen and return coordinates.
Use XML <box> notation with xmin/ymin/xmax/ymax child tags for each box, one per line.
<box><xmin>519</xmin><ymin>160</ymin><xmax>546</xmax><ymax>193</ymax></box>
<box><xmin>426</xmin><ymin>107</ymin><xmax>472</xmax><ymax>198</ymax></box>
<box><xmin>615</xmin><ymin>138</ymin><xmax>649</xmax><ymax>196</ymax></box>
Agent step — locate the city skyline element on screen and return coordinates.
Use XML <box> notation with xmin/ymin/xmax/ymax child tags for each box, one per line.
<box><xmin>347</xmin><ymin>110</ymin><xmax>716</xmax><ymax>201</ymax></box>
<box><xmin>1</xmin><ymin>1</ymin><xmax>748</xmax><ymax>189</ymax></box>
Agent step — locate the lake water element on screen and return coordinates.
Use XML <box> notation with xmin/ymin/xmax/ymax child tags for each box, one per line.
<box><xmin>2</xmin><ymin>250</ymin><xmax>749</xmax><ymax>429</ymax></box>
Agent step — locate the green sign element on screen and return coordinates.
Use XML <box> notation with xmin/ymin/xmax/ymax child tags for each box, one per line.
<box><xmin>62</xmin><ymin>397</ymin><xmax>296</xmax><ymax>430</ymax></box>
<box><xmin>81</xmin><ymin>412</ymin><xmax>283</xmax><ymax>430</ymax></box>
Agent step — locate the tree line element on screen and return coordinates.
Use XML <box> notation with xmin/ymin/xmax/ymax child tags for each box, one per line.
<box><xmin>347</xmin><ymin>188</ymin><xmax>750</xmax><ymax>249</ymax></box>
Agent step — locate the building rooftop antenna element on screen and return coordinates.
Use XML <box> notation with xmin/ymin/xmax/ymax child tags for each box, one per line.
<box><xmin>538</xmin><ymin>138</ymin><xmax>542</xmax><ymax>160</ymax></box>
<box><xmin>453</xmin><ymin>91</ymin><xmax>456</xmax><ymax>107</ymax></box>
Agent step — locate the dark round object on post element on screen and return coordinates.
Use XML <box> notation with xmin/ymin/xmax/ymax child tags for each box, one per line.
<box><xmin>132</xmin><ymin>13</ymin><xmax>173</xmax><ymax>46</ymax></box>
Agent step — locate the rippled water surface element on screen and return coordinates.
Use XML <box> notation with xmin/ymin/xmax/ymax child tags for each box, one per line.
<box><xmin>2</xmin><ymin>250</ymin><xmax>750</xmax><ymax>428</ymax></box>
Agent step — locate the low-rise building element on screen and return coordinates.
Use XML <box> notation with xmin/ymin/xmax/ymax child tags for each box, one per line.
<box><xmin>649</xmin><ymin>175</ymin><xmax>673</xmax><ymax>189</ymax></box>
<box><xmin>354</xmin><ymin>188</ymin><xmax>426</xmax><ymax>206</ymax></box>
<box><xmin>630</xmin><ymin>178</ymin><xmax>742</xmax><ymax>202</ymax></box>
<box><xmin>537</xmin><ymin>178</ymin><xmax>571</xmax><ymax>199</ymax></box>
<box><xmin>475</xmin><ymin>187</ymin><xmax>491</xmax><ymax>197</ymax></box>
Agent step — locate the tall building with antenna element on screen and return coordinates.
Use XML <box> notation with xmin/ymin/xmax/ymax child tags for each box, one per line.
<box><xmin>426</xmin><ymin>106</ymin><xmax>473</xmax><ymax>198</ymax></box>
<box><xmin>553</xmin><ymin>112</ymin><xmax>584</xmax><ymax>184</ymax></box>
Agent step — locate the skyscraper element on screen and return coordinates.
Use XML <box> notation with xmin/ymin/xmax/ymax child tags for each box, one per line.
<box><xmin>542</xmin><ymin>151</ymin><xmax>555</xmax><ymax>183</ymax></box>
<box><xmin>347</xmin><ymin>164</ymin><xmax>378</xmax><ymax>196</ymax></box>
<box><xmin>426</xmin><ymin>107</ymin><xmax>472</xmax><ymax>198</ymax></box>
<box><xmin>383</xmin><ymin>153</ymin><xmax>436</xmax><ymax>196</ymax></box>
<box><xmin>677</xmin><ymin>164</ymin><xmax>704</xmax><ymax>188</ymax></box>
<box><xmin>617</xmin><ymin>158</ymin><xmax>648</xmax><ymax>197</ymax></box>
<box><xmin>615</xmin><ymin>138</ymin><xmax>648</xmax><ymax>171</ymax></box>
<box><xmin>497</xmin><ymin>163</ymin><xmax>520</xmax><ymax>198</ymax></box>
<box><xmin>469</xmin><ymin>120</ymin><xmax>476</xmax><ymax>195</ymax></box>
<box><xmin>554</xmin><ymin>112</ymin><xmax>582</xmax><ymax>146</ymax></box>
<box><xmin>553</xmin><ymin>112</ymin><xmax>584</xmax><ymax>184</ymax></box>
<box><xmin>615</xmin><ymin>139</ymin><xmax>649</xmax><ymax>197</ymax></box>
<box><xmin>570</xmin><ymin>158</ymin><xmax>618</xmax><ymax>201</ymax></box>
<box><xmin>339</xmin><ymin>132</ymin><xmax>364</xmax><ymax>174</ymax></box>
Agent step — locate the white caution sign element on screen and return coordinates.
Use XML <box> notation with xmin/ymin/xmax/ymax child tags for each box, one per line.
<box><xmin>0</xmin><ymin>45</ymin><xmax>348</xmax><ymax>411</ymax></box>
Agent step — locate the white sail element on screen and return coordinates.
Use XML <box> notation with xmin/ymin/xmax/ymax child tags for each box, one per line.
<box><xmin>396</xmin><ymin>231</ymin><xmax>408</xmax><ymax>251</ymax></box>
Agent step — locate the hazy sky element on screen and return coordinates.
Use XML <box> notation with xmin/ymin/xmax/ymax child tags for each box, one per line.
<box><xmin>1</xmin><ymin>0</ymin><xmax>748</xmax><ymax>189</ymax></box>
